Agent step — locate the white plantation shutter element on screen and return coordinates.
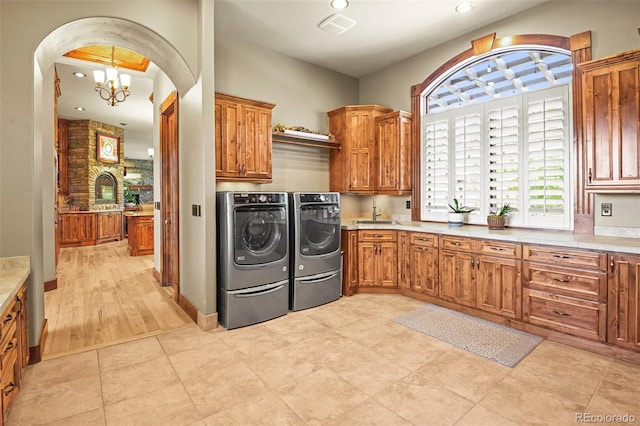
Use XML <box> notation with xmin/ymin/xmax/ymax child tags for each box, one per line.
<box><xmin>422</xmin><ymin>116</ymin><xmax>450</xmax><ymax>213</ymax></box>
<box><xmin>486</xmin><ymin>100</ymin><xmax>520</xmax><ymax>216</ymax></box>
<box><xmin>421</xmin><ymin>84</ymin><xmax>572</xmax><ymax>229</ymax></box>
<box><xmin>525</xmin><ymin>86</ymin><xmax>570</xmax><ymax>228</ymax></box>
<box><xmin>453</xmin><ymin>110</ymin><xmax>482</xmax><ymax>221</ymax></box>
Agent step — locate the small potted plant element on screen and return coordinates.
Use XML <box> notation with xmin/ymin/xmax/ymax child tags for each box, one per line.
<box><xmin>123</xmin><ymin>182</ymin><xmax>137</xmax><ymax>208</ymax></box>
<box><xmin>447</xmin><ymin>198</ymin><xmax>477</xmax><ymax>227</ymax></box>
<box><xmin>487</xmin><ymin>203</ymin><xmax>514</xmax><ymax>230</ymax></box>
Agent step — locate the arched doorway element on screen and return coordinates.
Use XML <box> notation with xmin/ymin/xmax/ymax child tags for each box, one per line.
<box><xmin>35</xmin><ymin>17</ymin><xmax>197</xmax><ymax>358</ymax></box>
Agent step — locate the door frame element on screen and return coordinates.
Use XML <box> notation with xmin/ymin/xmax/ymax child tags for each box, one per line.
<box><xmin>160</xmin><ymin>91</ymin><xmax>180</xmax><ymax>302</ymax></box>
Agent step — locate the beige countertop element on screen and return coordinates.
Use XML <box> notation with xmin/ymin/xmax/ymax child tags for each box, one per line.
<box><xmin>342</xmin><ymin>220</ymin><xmax>640</xmax><ymax>255</ymax></box>
<box><xmin>0</xmin><ymin>256</ymin><xmax>29</xmax><ymax>314</ymax></box>
<box><xmin>124</xmin><ymin>211</ymin><xmax>154</xmax><ymax>217</ymax></box>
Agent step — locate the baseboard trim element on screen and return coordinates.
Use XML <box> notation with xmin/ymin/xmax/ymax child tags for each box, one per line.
<box><xmin>153</xmin><ymin>268</ymin><xmax>161</xmax><ymax>283</ymax></box>
<box><xmin>177</xmin><ymin>294</ymin><xmax>218</xmax><ymax>330</ymax></box>
<box><xmin>29</xmin><ymin>318</ymin><xmax>48</xmax><ymax>365</ymax></box>
<box><xmin>44</xmin><ymin>278</ymin><xmax>57</xmax><ymax>292</ymax></box>
<box><xmin>177</xmin><ymin>294</ymin><xmax>198</xmax><ymax>323</ymax></box>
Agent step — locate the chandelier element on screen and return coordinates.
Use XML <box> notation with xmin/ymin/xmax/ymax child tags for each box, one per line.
<box><xmin>92</xmin><ymin>46</ymin><xmax>131</xmax><ymax>106</ymax></box>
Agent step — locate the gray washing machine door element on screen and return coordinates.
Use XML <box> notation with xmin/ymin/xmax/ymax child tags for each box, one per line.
<box><xmin>234</xmin><ymin>206</ymin><xmax>288</xmax><ymax>265</ymax></box>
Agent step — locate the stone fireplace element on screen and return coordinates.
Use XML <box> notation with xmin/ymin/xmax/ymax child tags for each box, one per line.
<box><xmin>65</xmin><ymin>120</ymin><xmax>125</xmax><ymax>211</ymax></box>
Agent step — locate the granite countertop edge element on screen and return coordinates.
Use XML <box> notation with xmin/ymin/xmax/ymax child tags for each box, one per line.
<box><xmin>0</xmin><ymin>256</ymin><xmax>30</xmax><ymax>314</ymax></box>
<box><xmin>342</xmin><ymin>220</ymin><xmax>640</xmax><ymax>255</ymax></box>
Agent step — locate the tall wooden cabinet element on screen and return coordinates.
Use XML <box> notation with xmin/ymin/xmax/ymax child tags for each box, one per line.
<box><xmin>375</xmin><ymin>110</ymin><xmax>413</xmax><ymax>195</ymax></box>
<box><xmin>215</xmin><ymin>93</ymin><xmax>275</xmax><ymax>183</ymax></box>
<box><xmin>608</xmin><ymin>253</ymin><xmax>640</xmax><ymax>350</ymax></box>
<box><xmin>328</xmin><ymin>105</ymin><xmax>393</xmax><ymax>193</ymax></box>
<box><xmin>579</xmin><ymin>49</ymin><xmax>640</xmax><ymax>191</ymax></box>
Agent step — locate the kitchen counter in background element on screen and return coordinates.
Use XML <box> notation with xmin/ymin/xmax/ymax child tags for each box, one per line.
<box><xmin>343</xmin><ymin>220</ymin><xmax>640</xmax><ymax>255</ymax></box>
<box><xmin>0</xmin><ymin>256</ymin><xmax>30</xmax><ymax>313</ymax></box>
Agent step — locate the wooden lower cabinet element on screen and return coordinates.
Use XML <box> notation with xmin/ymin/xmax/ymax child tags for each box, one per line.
<box><xmin>1</xmin><ymin>283</ymin><xmax>27</xmax><ymax>424</ymax></box>
<box><xmin>523</xmin><ymin>245</ymin><xmax>608</xmax><ymax>342</ymax></box>
<box><xmin>341</xmin><ymin>230</ymin><xmax>359</xmax><ymax>296</ymax></box>
<box><xmin>408</xmin><ymin>233</ymin><xmax>438</xmax><ymax>297</ymax></box>
<box><xmin>59</xmin><ymin>212</ymin><xmax>96</xmax><ymax>247</ymax></box>
<box><xmin>608</xmin><ymin>253</ymin><xmax>640</xmax><ymax>350</ymax></box>
<box><xmin>358</xmin><ymin>230</ymin><xmax>397</xmax><ymax>288</ymax></box>
<box><xmin>127</xmin><ymin>215</ymin><xmax>154</xmax><ymax>256</ymax></box>
<box><xmin>96</xmin><ymin>211</ymin><xmax>123</xmax><ymax>244</ymax></box>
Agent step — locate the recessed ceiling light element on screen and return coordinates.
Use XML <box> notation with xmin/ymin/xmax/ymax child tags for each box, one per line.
<box><xmin>74</xmin><ymin>106</ymin><xmax>85</xmax><ymax>111</ymax></box>
<box><xmin>331</xmin><ymin>0</ymin><xmax>349</xmax><ymax>10</ymax></box>
<box><xmin>72</xmin><ymin>72</ymin><xmax>86</xmax><ymax>78</ymax></box>
<box><xmin>455</xmin><ymin>2</ymin><xmax>474</xmax><ymax>13</ymax></box>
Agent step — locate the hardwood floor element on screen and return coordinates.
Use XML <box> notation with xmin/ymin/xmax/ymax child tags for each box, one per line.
<box><xmin>44</xmin><ymin>240</ymin><xmax>193</xmax><ymax>359</ymax></box>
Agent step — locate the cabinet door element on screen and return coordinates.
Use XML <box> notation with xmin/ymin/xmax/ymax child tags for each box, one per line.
<box><xmin>376</xmin><ymin>111</ymin><xmax>412</xmax><ymax>195</ymax></box>
<box><xmin>411</xmin><ymin>244</ymin><xmax>438</xmax><ymax>297</ymax></box>
<box><xmin>376</xmin><ymin>116</ymin><xmax>399</xmax><ymax>192</ymax></box>
<box><xmin>59</xmin><ymin>213</ymin><xmax>95</xmax><ymax>245</ymax></box>
<box><xmin>583</xmin><ymin>59</ymin><xmax>640</xmax><ymax>190</ymax></box>
<box><xmin>378</xmin><ymin>242</ymin><xmax>398</xmax><ymax>287</ymax></box>
<box><xmin>97</xmin><ymin>212</ymin><xmax>122</xmax><ymax>242</ymax></box>
<box><xmin>358</xmin><ymin>241</ymin><xmax>377</xmax><ymax>287</ymax></box>
<box><xmin>347</xmin><ymin>110</ymin><xmax>377</xmax><ymax>192</ymax></box>
<box><xmin>242</xmin><ymin>104</ymin><xmax>272</xmax><ymax>180</ymax></box>
<box><xmin>397</xmin><ymin>232</ymin><xmax>410</xmax><ymax>290</ymax></box>
<box><xmin>608</xmin><ymin>254</ymin><xmax>640</xmax><ymax>350</ymax></box>
<box><xmin>477</xmin><ymin>256</ymin><xmax>522</xmax><ymax>319</ymax></box>
<box><xmin>137</xmin><ymin>218</ymin><xmax>155</xmax><ymax>253</ymax></box>
<box><xmin>439</xmin><ymin>250</ymin><xmax>476</xmax><ymax>307</ymax></box>
<box><xmin>215</xmin><ymin>99</ymin><xmax>242</xmax><ymax>178</ymax></box>
<box><xmin>341</xmin><ymin>230</ymin><xmax>359</xmax><ymax>296</ymax></box>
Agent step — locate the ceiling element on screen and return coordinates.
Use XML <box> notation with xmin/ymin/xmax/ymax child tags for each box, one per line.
<box><xmin>56</xmin><ymin>0</ymin><xmax>547</xmax><ymax>159</ymax></box>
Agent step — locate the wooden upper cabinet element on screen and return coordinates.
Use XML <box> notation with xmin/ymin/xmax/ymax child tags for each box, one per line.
<box><xmin>375</xmin><ymin>110</ymin><xmax>413</xmax><ymax>195</ymax></box>
<box><xmin>215</xmin><ymin>93</ymin><xmax>275</xmax><ymax>183</ymax></box>
<box><xmin>328</xmin><ymin>105</ymin><xmax>393</xmax><ymax>193</ymax></box>
<box><xmin>579</xmin><ymin>50</ymin><xmax>640</xmax><ymax>191</ymax></box>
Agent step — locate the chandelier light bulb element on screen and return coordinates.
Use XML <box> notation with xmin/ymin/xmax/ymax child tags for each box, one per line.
<box><xmin>94</xmin><ymin>46</ymin><xmax>132</xmax><ymax>107</ymax></box>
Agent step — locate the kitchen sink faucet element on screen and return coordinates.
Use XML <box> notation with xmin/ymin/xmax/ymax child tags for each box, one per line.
<box><xmin>372</xmin><ymin>196</ymin><xmax>382</xmax><ymax>222</ymax></box>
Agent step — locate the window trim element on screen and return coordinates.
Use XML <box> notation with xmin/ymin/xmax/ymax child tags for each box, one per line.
<box><xmin>410</xmin><ymin>32</ymin><xmax>593</xmax><ymax>231</ymax></box>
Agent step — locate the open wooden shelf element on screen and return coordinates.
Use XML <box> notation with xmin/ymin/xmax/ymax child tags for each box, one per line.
<box><xmin>272</xmin><ymin>132</ymin><xmax>341</xmax><ymax>150</ymax></box>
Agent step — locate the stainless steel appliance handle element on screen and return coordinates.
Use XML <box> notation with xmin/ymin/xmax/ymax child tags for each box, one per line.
<box><xmin>299</xmin><ymin>270</ymin><xmax>340</xmax><ymax>284</ymax></box>
<box><xmin>230</xmin><ymin>279</ymin><xmax>288</xmax><ymax>297</ymax></box>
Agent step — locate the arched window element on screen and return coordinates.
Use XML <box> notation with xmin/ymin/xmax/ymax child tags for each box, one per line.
<box><xmin>95</xmin><ymin>173</ymin><xmax>117</xmax><ymax>204</ymax></box>
<box><xmin>410</xmin><ymin>33</ymin><xmax>592</xmax><ymax>230</ymax></box>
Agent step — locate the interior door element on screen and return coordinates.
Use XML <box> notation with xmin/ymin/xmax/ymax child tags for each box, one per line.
<box><xmin>160</xmin><ymin>91</ymin><xmax>180</xmax><ymax>301</ymax></box>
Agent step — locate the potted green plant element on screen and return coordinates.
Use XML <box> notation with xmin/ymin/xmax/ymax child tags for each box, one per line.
<box><xmin>123</xmin><ymin>182</ymin><xmax>137</xmax><ymax>207</ymax></box>
<box><xmin>447</xmin><ymin>198</ymin><xmax>477</xmax><ymax>227</ymax></box>
<box><xmin>487</xmin><ymin>203</ymin><xmax>514</xmax><ymax>230</ymax></box>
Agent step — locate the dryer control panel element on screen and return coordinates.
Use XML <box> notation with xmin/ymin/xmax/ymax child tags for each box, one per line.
<box><xmin>298</xmin><ymin>193</ymin><xmax>339</xmax><ymax>204</ymax></box>
<box><xmin>233</xmin><ymin>192</ymin><xmax>287</xmax><ymax>205</ymax></box>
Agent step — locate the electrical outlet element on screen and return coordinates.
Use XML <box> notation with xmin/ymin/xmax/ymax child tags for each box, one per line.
<box><xmin>601</xmin><ymin>203</ymin><xmax>612</xmax><ymax>216</ymax></box>
<box><xmin>192</xmin><ymin>204</ymin><xmax>198</xmax><ymax>216</ymax></box>
<box><xmin>406</xmin><ymin>200</ymin><xmax>411</xmax><ymax>209</ymax></box>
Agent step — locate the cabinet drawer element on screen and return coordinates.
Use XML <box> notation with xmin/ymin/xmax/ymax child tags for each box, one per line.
<box><xmin>523</xmin><ymin>288</ymin><xmax>606</xmax><ymax>342</ymax></box>
<box><xmin>440</xmin><ymin>236</ymin><xmax>474</xmax><ymax>251</ymax></box>
<box><xmin>0</xmin><ymin>308</ymin><xmax>15</xmax><ymax>342</ymax></box>
<box><xmin>478</xmin><ymin>240</ymin><xmax>521</xmax><ymax>259</ymax></box>
<box><xmin>359</xmin><ymin>230</ymin><xmax>396</xmax><ymax>242</ymax></box>
<box><xmin>523</xmin><ymin>245</ymin><xmax>607</xmax><ymax>271</ymax></box>
<box><xmin>0</xmin><ymin>320</ymin><xmax>17</xmax><ymax>372</ymax></box>
<box><xmin>1</xmin><ymin>350</ymin><xmax>18</xmax><ymax>415</ymax></box>
<box><xmin>410</xmin><ymin>232</ymin><xmax>438</xmax><ymax>248</ymax></box>
<box><xmin>523</xmin><ymin>263</ymin><xmax>607</xmax><ymax>302</ymax></box>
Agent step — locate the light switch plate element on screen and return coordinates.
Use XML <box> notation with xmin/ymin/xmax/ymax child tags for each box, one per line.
<box><xmin>601</xmin><ymin>203</ymin><xmax>612</xmax><ymax>216</ymax></box>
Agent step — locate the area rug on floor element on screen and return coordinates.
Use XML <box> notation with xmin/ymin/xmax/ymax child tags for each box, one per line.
<box><xmin>393</xmin><ymin>304</ymin><xmax>544</xmax><ymax>368</ymax></box>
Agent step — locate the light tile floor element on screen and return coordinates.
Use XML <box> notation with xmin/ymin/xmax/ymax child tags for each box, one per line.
<box><xmin>7</xmin><ymin>293</ymin><xmax>640</xmax><ymax>425</ymax></box>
